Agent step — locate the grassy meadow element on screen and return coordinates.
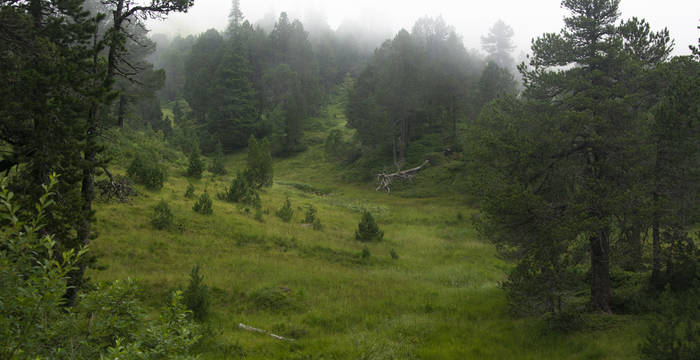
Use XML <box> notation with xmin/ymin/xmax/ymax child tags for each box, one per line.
<box><xmin>87</xmin><ymin>106</ymin><xmax>649</xmax><ymax>359</ymax></box>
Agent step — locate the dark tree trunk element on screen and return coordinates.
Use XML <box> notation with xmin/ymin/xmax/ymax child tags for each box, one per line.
<box><xmin>118</xmin><ymin>93</ymin><xmax>127</xmax><ymax>128</ymax></box>
<box><xmin>650</xmin><ymin>191</ymin><xmax>663</xmax><ymax>291</ymax></box>
<box><xmin>590</xmin><ymin>230</ymin><xmax>612</xmax><ymax>313</ymax></box>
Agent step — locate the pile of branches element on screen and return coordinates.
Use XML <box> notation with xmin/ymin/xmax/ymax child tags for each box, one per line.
<box><xmin>375</xmin><ymin>160</ymin><xmax>429</xmax><ymax>194</ymax></box>
<box><xmin>96</xmin><ymin>168</ymin><xmax>137</xmax><ymax>202</ymax></box>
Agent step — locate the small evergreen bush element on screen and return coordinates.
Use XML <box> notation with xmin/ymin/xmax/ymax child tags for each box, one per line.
<box><xmin>355</xmin><ymin>211</ymin><xmax>384</xmax><ymax>242</ymax></box>
<box><xmin>302</xmin><ymin>205</ymin><xmax>322</xmax><ymax>230</ymax></box>
<box><xmin>184</xmin><ymin>182</ymin><xmax>196</xmax><ymax>199</ymax></box>
<box><xmin>254</xmin><ymin>207</ymin><xmax>264</xmax><ymax>222</ymax></box>
<box><xmin>361</xmin><ymin>246</ymin><xmax>371</xmax><ymax>260</ymax></box>
<box><xmin>183</xmin><ymin>264</ymin><xmax>210</xmax><ymax>322</ymax></box>
<box><xmin>276</xmin><ymin>198</ymin><xmax>294</xmax><ymax>222</ymax></box>
<box><xmin>246</xmin><ymin>135</ymin><xmax>273</xmax><ymax>188</ymax></box>
<box><xmin>186</xmin><ymin>140</ymin><xmax>204</xmax><ymax>178</ymax></box>
<box><xmin>302</xmin><ymin>205</ymin><xmax>316</xmax><ymax>223</ymax></box>
<box><xmin>127</xmin><ymin>154</ymin><xmax>166</xmax><ymax>190</ymax></box>
<box><xmin>390</xmin><ymin>249</ymin><xmax>399</xmax><ymax>260</ymax></box>
<box><xmin>218</xmin><ymin>170</ymin><xmax>260</xmax><ymax>207</ymax></box>
<box><xmin>151</xmin><ymin>200</ymin><xmax>173</xmax><ymax>230</ymax></box>
<box><xmin>209</xmin><ymin>141</ymin><xmax>227</xmax><ymax>175</ymax></box>
<box><xmin>193</xmin><ymin>192</ymin><xmax>213</xmax><ymax>215</ymax></box>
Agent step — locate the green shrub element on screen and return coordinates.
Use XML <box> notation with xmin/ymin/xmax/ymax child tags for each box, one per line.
<box><xmin>151</xmin><ymin>200</ymin><xmax>173</xmax><ymax>230</ymax></box>
<box><xmin>0</xmin><ymin>175</ymin><xmax>200</xmax><ymax>359</ymax></box>
<box><xmin>217</xmin><ymin>170</ymin><xmax>260</xmax><ymax>207</ymax></box>
<box><xmin>355</xmin><ymin>211</ymin><xmax>384</xmax><ymax>242</ymax></box>
<box><xmin>193</xmin><ymin>192</ymin><xmax>213</xmax><ymax>215</ymax></box>
<box><xmin>184</xmin><ymin>182</ymin><xmax>195</xmax><ymax>199</ymax></box>
<box><xmin>541</xmin><ymin>308</ymin><xmax>584</xmax><ymax>334</ymax></box>
<box><xmin>182</xmin><ymin>264</ymin><xmax>210</xmax><ymax>322</ymax></box>
<box><xmin>276</xmin><ymin>198</ymin><xmax>294</xmax><ymax>222</ymax></box>
<box><xmin>303</xmin><ymin>205</ymin><xmax>316</xmax><ymax>223</ymax></box>
<box><xmin>312</xmin><ymin>218</ymin><xmax>323</xmax><ymax>231</ymax></box>
<box><xmin>254</xmin><ymin>207</ymin><xmax>264</xmax><ymax>222</ymax></box>
<box><xmin>209</xmin><ymin>141</ymin><xmax>227</xmax><ymax>175</ymax></box>
<box><xmin>127</xmin><ymin>154</ymin><xmax>166</xmax><ymax>190</ymax></box>
<box><xmin>246</xmin><ymin>135</ymin><xmax>273</xmax><ymax>188</ymax></box>
<box><xmin>361</xmin><ymin>246</ymin><xmax>371</xmax><ymax>260</ymax></box>
<box><xmin>302</xmin><ymin>205</ymin><xmax>322</xmax><ymax>230</ymax></box>
<box><xmin>640</xmin><ymin>290</ymin><xmax>700</xmax><ymax>360</ymax></box>
<box><xmin>390</xmin><ymin>249</ymin><xmax>399</xmax><ymax>260</ymax></box>
<box><xmin>186</xmin><ymin>140</ymin><xmax>204</xmax><ymax>178</ymax></box>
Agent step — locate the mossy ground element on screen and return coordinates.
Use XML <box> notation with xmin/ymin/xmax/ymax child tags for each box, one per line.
<box><xmin>88</xmin><ymin>104</ymin><xmax>648</xmax><ymax>359</ymax></box>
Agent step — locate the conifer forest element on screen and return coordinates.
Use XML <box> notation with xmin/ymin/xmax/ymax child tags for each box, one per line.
<box><xmin>1</xmin><ymin>0</ymin><xmax>698</xmax><ymax>358</ymax></box>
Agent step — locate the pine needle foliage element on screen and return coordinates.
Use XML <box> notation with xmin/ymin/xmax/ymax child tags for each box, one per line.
<box><xmin>184</xmin><ymin>182</ymin><xmax>196</xmax><ymax>199</ymax></box>
<box><xmin>209</xmin><ymin>141</ymin><xmax>227</xmax><ymax>175</ymax></box>
<box><xmin>355</xmin><ymin>211</ymin><xmax>384</xmax><ymax>242</ymax></box>
<box><xmin>218</xmin><ymin>170</ymin><xmax>260</xmax><ymax>207</ymax></box>
<box><xmin>193</xmin><ymin>192</ymin><xmax>213</xmax><ymax>215</ymax></box>
<box><xmin>182</xmin><ymin>264</ymin><xmax>210</xmax><ymax>322</ymax></box>
<box><xmin>127</xmin><ymin>154</ymin><xmax>166</xmax><ymax>190</ymax></box>
<box><xmin>151</xmin><ymin>200</ymin><xmax>173</xmax><ymax>230</ymax></box>
<box><xmin>186</xmin><ymin>140</ymin><xmax>204</xmax><ymax>179</ymax></box>
<box><xmin>276</xmin><ymin>198</ymin><xmax>294</xmax><ymax>222</ymax></box>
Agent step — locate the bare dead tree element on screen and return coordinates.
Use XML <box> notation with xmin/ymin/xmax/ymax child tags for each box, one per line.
<box><xmin>376</xmin><ymin>160</ymin><xmax>429</xmax><ymax>194</ymax></box>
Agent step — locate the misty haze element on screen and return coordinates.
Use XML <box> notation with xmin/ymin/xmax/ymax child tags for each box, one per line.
<box><xmin>1</xmin><ymin>0</ymin><xmax>699</xmax><ymax>359</ymax></box>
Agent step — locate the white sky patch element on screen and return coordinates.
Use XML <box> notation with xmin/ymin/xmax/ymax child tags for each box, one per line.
<box><xmin>147</xmin><ymin>0</ymin><xmax>700</xmax><ymax>56</ymax></box>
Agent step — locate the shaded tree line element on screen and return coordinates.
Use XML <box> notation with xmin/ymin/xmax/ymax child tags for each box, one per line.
<box><xmin>152</xmin><ymin>1</ymin><xmax>373</xmax><ymax>155</ymax></box>
<box><xmin>466</xmin><ymin>0</ymin><xmax>699</xmax><ymax>324</ymax></box>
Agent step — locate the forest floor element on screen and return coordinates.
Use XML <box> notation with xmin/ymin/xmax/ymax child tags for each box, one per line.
<box><xmin>88</xmin><ymin>104</ymin><xmax>649</xmax><ymax>359</ymax></box>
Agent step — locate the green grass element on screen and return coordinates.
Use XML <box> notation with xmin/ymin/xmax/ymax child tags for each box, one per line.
<box><xmin>88</xmin><ymin>108</ymin><xmax>649</xmax><ymax>359</ymax></box>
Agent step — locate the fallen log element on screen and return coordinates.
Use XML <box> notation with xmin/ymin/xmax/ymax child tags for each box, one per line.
<box><xmin>238</xmin><ymin>323</ymin><xmax>295</xmax><ymax>342</ymax></box>
<box><xmin>376</xmin><ymin>160</ymin><xmax>429</xmax><ymax>194</ymax></box>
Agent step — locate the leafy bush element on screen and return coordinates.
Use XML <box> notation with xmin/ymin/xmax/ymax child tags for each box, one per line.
<box><xmin>193</xmin><ymin>192</ymin><xmax>213</xmax><ymax>215</ymax></box>
<box><xmin>0</xmin><ymin>175</ymin><xmax>200</xmax><ymax>359</ymax></box>
<box><xmin>127</xmin><ymin>154</ymin><xmax>166</xmax><ymax>190</ymax></box>
<box><xmin>151</xmin><ymin>200</ymin><xmax>173</xmax><ymax>230</ymax></box>
<box><xmin>217</xmin><ymin>170</ymin><xmax>260</xmax><ymax>207</ymax></box>
<box><xmin>183</xmin><ymin>264</ymin><xmax>210</xmax><ymax>322</ymax></box>
<box><xmin>276</xmin><ymin>198</ymin><xmax>294</xmax><ymax>222</ymax></box>
<box><xmin>184</xmin><ymin>182</ymin><xmax>196</xmax><ymax>199</ymax></box>
<box><xmin>355</xmin><ymin>211</ymin><xmax>384</xmax><ymax>242</ymax></box>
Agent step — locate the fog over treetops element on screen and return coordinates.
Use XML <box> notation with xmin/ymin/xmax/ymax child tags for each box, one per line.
<box><xmin>147</xmin><ymin>0</ymin><xmax>700</xmax><ymax>56</ymax></box>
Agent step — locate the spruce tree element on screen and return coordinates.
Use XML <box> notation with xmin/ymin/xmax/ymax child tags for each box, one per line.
<box><xmin>355</xmin><ymin>211</ymin><xmax>384</xmax><ymax>242</ymax></box>
<box><xmin>210</xmin><ymin>141</ymin><xmax>227</xmax><ymax>175</ymax></box>
<box><xmin>260</xmin><ymin>137</ymin><xmax>274</xmax><ymax>187</ymax></box>
<box><xmin>276</xmin><ymin>198</ymin><xmax>294</xmax><ymax>222</ymax></box>
<box><xmin>187</xmin><ymin>140</ymin><xmax>204</xmax><ymax>178</ymax></box>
